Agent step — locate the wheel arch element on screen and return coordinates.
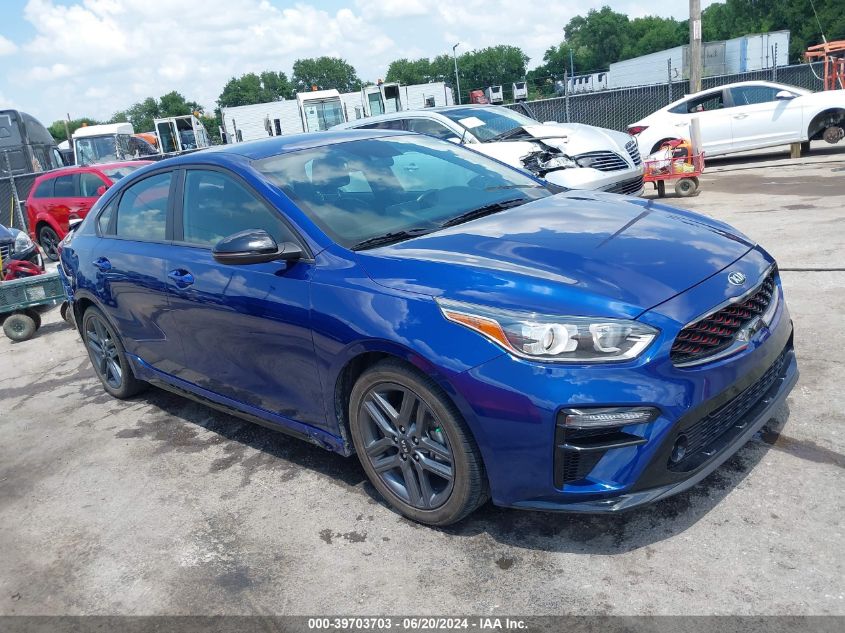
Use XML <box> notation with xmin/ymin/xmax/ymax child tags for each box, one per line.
<box><xmin>807</xmin><ymin>107</ymin><xmax>845</xmax><ymax>140</ymax></box>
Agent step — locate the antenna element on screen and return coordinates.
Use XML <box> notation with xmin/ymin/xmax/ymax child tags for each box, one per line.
<box><xmin>809</xmin><ymin>0</ymin><xmax>827</xmax><ymax>44</ymax></box>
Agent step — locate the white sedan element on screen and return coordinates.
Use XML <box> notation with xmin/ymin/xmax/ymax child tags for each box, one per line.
<box><xmin>628</xmin><ymin>80</ymin><xmax>845</xmax><ymax>157</ymax></box>
<box><xmin>334</xmin><ymin>105</ymin><xmax>644</xmax><ymax>195</ymax></box>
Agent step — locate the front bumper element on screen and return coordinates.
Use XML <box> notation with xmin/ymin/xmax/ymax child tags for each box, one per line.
<box><xmin>447</xmin><ymin>250</ymin><xmax>797</xmax><ymax>512</ymax></box>
<box><xmin>544</xmin><ymin>163</ymin><xmax>644</xmax><ymax>194</ymax></box>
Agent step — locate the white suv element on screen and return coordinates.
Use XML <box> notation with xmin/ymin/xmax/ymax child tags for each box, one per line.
<box><xmin>629</xmin><ymin>80</ymin><xmax>845</xmax><ymax>157</ymax></box>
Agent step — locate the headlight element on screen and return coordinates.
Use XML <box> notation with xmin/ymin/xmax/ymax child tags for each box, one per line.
<box><xmin>437</xmin><ymin>299</ymin><xmax>658</xmax><ymax>363</ymax></box>
<box><xmin>540</xmin><ymin>155</ymin><xmax>576</xmax><ymax>170</ymax></box>
<box><xmin>13</xmin><ymin>230</ymin><xmax>33</xmax><ymax>254</ymax></box>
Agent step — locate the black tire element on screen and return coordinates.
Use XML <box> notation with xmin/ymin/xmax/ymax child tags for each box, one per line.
<box><xmin>349</xmin><ymin>360</ymin><xmax>488</xmax><ymax>526</ymax></box>
<box><xmin>81</xmin><ymin>306</ymin><xmax>146</xmax><ymax>399</ymax></box>
<box><xmin>60</xmin><ymin>302</ymin><xmax>74</xmax><ymax>325</ymax></box>
<box><xmin>38</xmin><ymin>225</ymin><xmax>61</xmax><ymax>262</ymax></box>
<box><xmin>3</xmin><ymin>312</ymin><xmax>37</xmax><ymax>341</ymax></box>
<box><xmin>675</xmin><ymin>178</ymin><xmax>697</xmax><ymax>197</ymax></box>
<box><xmin>24</xmin><ymin>309</ymin><xmax>42</xmax><ymax>331</ymax></box>
<box><xmin>650</xmin><ymin>138</ymin><xmax>679</xmax><ymax>155</ymax></box>
<box><xmin>656</xmin><ymin>180</ymin><xmax>666</xmax><ymax>198</ymax></box>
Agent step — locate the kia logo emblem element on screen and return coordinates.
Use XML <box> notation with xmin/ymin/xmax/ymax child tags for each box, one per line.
<box><xmin>728</xmin><ymin>271</ymin><xmax>746</xmax><ymax>286</ymax></box>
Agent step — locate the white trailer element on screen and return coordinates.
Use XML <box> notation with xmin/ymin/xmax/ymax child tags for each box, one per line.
<box><xmin>154</xmin><ymin>115</ymin><xmax>211</xmax><ymax>154</ymax></box>
<box><xmin>72</xmin><ymin>122</ymin><xmax>135</xmax><ymax>165</ymax></box>
<box><xmin>485</xmin><ymin>85</ymin><xmax>504</xmax><ymax>104</ymax></box>
<box><xmin>221</xmin><ymin>82</ymin><xmax>455</xmax><ymax>141</ymax></box>
<box><xmin>512</xmin><ymin>81</ymin><xmax>528</xmax><ymax>101</ymax></box>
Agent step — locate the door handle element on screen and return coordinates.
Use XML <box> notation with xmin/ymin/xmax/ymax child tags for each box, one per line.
<box><xmin>93</xmin><ymin>257</ymin><xmax>111</xmax><ymax>272</ymax></box>
<box><xmin>733</xmin><ymin>114</ymin><xmax>749</xmax><ymax>120</ymax></box>
<box><xmin>167</xmin><ymin>269</ymin><xmax>195</xmax><ymax>287</ymax></box>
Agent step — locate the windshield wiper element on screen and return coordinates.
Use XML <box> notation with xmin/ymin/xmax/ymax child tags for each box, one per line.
<box><xmin>483</xmin><ymin>127</ymin><xmax>525</xmax><ymax>143</ymax></box>
<box><xmin>352</xmin><ymin>227</ymin><xmax>435</xmax><ymax>250</ymax></box>
<box><xmin>439</xmin><ymin>198</ymin><xmax>528</xmax><ymax>228</ymax></box>
<box><xmin>484</xmin><ymin>184</ymin><xmax>544</xmax><ymax>191</ymax></box>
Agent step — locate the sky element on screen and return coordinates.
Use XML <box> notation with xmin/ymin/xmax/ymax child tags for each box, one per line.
<box><xmin>0</xmin><ymin>0</ymin><xmax>719</xmax><ymax>127</ymax></box>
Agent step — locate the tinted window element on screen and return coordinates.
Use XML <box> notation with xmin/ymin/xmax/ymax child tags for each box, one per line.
<box><xmin>255</xmin><ymin>135</ymin><xmax>551</xmax><ymax>249</ymax></box>
<box><xmin>407</xmin><ymin>119</ymin><xmax>456</xmax><ymax>140</ymax></box>
<box><xmin>358</xmin><ymin>120</ymin><xmax>405</xmax><ymax>130</ymax></box>
<box><xmin>670</xmin><ymin>91</ymin><xmax>726</xmax><ymax>114</ymax></box>
<box><xmin>182</xmin><ymin>170</ymin><xmax>294</xmax><ymax>247</ymax></box>
<box><xmin>33</xmin><ymin>179</ymin><xmax>54</xmax><ymax>198</ymax></box>
<box><xmin>730</xmin><ymin>85</ymin><xmax>782</xmax><ymax>106</ymax></box>
<box><xmin>116</xmin><ymin>172</ymin><xmax>171</xmax><ymax>241</ymax></box>
<box><xmin>97</xmin><ymin>201</ymin><xmax>115</xmax><ymax>235</ymax></box>
<box><xmin>80</xmin><ymin>172</ymin><xmax>106</xmax><ymax>197</ymax></box>
<box><xmin>53</xmin><ymin>175</ymin><xmax>75</xmax><ymax>197</ymax></box>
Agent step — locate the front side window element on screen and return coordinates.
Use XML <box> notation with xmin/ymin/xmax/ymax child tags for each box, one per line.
<box><xmin>407</xmin><ymin>118</ymin><xmax>457</xmax><ymax>140</ymax></box>
<box><xmin>730</xmin><ymin>85</ymin><xmax>781</xmax><ymax>106</ymax></box>
<box><xmin>53</xmin><ymin>175</ymin><xmax>75</xmax><ymax>197</ymax></box>
<box><xmin>255</xmin><ymin>134</ymin><xmax>552</xmax><ymax>249</ymax></box>
<box><xmin>181</xmin><ymin>170</ymin><xmax>294</xmax><ymax>247</ymax></box>
<box><xmin>358</xmin><ymin>119</ymin><xmax>405</xmax><ymax>131</ymax></box>
<box><xmin>116</xmin><ymin>172</ymin><xmax>171</xmax><ymax>241</ymax></box>
<box><xmin>80</xmin><ymin>172</ymin><xmax>107</xmax><ymax>197</ymax></box>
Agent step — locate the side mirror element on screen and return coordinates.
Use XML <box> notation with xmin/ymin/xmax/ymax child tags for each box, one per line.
<box><xmin>68</xmin><ymin>217</ymin><xmax>84</xmax><ymax>231</ymax></box>
<box><xmin>212</xmin><ymin>229</ymin><xmax>303</xmax><ymax>265</ymax></box>
<box><xmin>96</xmin><ymin>185</ymin><xmax>108</xmax><ymax>196</ymax></box>
<box><xmin>775</xmin><ymin>90</ymin><xmax>795</xmax><ymax>100</ymax></box>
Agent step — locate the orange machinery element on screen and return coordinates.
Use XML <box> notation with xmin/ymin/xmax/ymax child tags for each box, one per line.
<box><xmin>805</xmin><ymin>41</ymin><xmax>845</xmax><ymax>91</ymax></box>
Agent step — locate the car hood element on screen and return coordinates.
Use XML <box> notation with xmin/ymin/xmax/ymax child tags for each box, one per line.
<box><xmin>474</xmin><ymin>122</ymin><xmax>634</xmax><ymax>167</ymax></box>
<box><xmin>355</xmin><ymin>192</ymin><xmax>755</xmax><ymax>318</ymax></box>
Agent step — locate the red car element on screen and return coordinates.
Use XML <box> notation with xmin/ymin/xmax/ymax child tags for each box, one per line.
<box><xmin>25</xmin><ymin>161</ymin><xmax>152</xmax><ymax>260</ymax></box>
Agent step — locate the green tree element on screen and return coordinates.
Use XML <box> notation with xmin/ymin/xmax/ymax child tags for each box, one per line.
<box><xmin>47</xmin><ymin>117</ymin><xmax>100</xmax><ymax>143</ymax></box>
<box><xmin>217</xmin><ymin>71</ymin><xmax>292</xmax><ymax>108</ymax></box>
<box><xmin>292</xmin><ymin>57</ymin><xmax>362</xmax><ymax>93</ymax></box>
<box><xmin>386</xmin><ymin>58</ymin><xmax>434</xmax><ymax>85</ymax></box>
<box><xmin>110</xmin><ymin>92</ymin><xmax>207</xmax><ymax>135</ymax></box>
<box><xmin>459</xmin><ymin>45</ymin><xmax>529</xmax><ymax>98</ymax></box>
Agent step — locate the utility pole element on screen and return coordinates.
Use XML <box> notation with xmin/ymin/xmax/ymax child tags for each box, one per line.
<box><xmin>452</xmin><ymin>43</ymin><xmax>462</xmax><ymax>105</ymax></box>
<box><xmin>569</xmin><ymin>48</ymin><xmax>575</xmax><ymax>78</ymax></box>
<box><xmin>63</xmin><ymin>113</ymin><xmax>71</xmax><ymax>147</ymax></box>
<box><xmin>689</xmin><ymin>0</ymin><xmax>702</xmax><ymax>93</ymax></box>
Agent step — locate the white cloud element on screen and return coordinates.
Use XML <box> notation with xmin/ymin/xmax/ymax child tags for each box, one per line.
<box><xmin>0</xmin><ymin>35</ymin><xmax>17</xmax><ymax>56</ymax></box>
<box><xmin>8</xmin><ymin>0</ymin><xmax>720</xmax><ymax>124</ymax></box>
<box><xmin>0</xmin><ymin>92</ymin><xmax>19</xmax><ymax>110</ymax></box>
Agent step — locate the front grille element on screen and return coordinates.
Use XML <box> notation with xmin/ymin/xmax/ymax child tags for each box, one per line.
<box><xmin>625</xmin><ymin>140</ymin><xmax>642</xmax><ymax>166</ymax></box>
<box><xmin>671</xmin><ymin>269</ymin><xmax>777</xmax><ymax>366</ymax></box>
<box><xmin>575</xmin><ymin>151</ymin><xmax>628</xmax><ymax>172</ymax></box>
<box><xmin>605</xmin><ymin>176</ymin><xmax>644</xmax><ymax>196</ymax></box>
<box><xmin>0</xmin><ymin>243</ymin><xmax>11</xmax><ymax>261</ymax></box>
<box><xmin>671</xmin><ymin>346</ymin><xmax>789</xmax><ymax>469</ymax></box>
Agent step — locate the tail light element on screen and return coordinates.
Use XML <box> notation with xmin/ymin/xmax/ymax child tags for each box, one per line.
<box><xmin>627</xmin><ymin>125</ymin><xmax>648</xmax><ymax>136</ymax></box>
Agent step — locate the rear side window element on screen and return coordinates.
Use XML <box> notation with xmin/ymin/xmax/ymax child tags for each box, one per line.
<box><xmin>670</xmin><ymin>91</ymin><xmax>725</xmax><ymax>114</ymax></box>
<box><xmin>33</xmin><ymin>179</ymin><xmax>54</xmax><ymax>198</ymax></box>
<box><xmin>407</xmin><ymin>118</ymin><xmax>455</xmax><ymax>140</ymax></box>
<box><xmin>181</xmin><ymin>170</ymin><xmax>295</xmax><ymax>247</ymax></box>
<box><xmin>80</xmin><ymin>172</ymin><xmax>106</xmax><ymax>197</ymax></box>
<box><xmin>53</xmin><ymin>175</ymin><xmax>76</xmax><ymax>197</ymax></box>
<box><xmin>116</xmin><ymin>172</ymin><xmax>172</xmax><ymax>241</ymax></box>
<box><xmin>730</xmin><ymin>85</ymin><xmax>781</xmax><ymax>106</ymax></box>
<box><xmin>97</xmin><ymin>201</ymin><xmax>116</xmax><ymax>235</ymax></box>
<box><xmin>358</xmin><ymin>119</ymin><xmax>405</xmax><ymax>130</ymax></box>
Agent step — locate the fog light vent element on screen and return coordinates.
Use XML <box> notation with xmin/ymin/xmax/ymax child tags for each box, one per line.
<box><xmin>670</xmin><ymin>435</ymin><xmax>688</xmax><ymax>464</ymax></box>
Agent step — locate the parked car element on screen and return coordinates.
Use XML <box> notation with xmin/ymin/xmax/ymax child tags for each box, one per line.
<box><xmin>25</xmin><ymin>161</ymin><xmax>152</xmax><ymax>260</ymax></box>
<box><xmin>0</xmin><ymin>222</ymin><xmax>43</xmax><ymax>271</ymax></box>
<box><xmin>61</xmin><ymin>130</ymin><xmax>797</xmax><ymax>526</ymax></box>
<box><xmin>333</xmin><ymin>105</ymin><xmax>644</xmax><ymax>195</ymax></box>
<box><xmin>629</xmin><ymin>80</ymin><xmax>845</xmax><ymax>157</ymax></box>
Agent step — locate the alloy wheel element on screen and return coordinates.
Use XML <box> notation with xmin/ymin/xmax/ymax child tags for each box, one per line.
<box><xmin>85</xmin><ymin>315</ymin><xmax>123</xmax><ymax>389</ymax></box>
<box><xmin>39</xmin><ymin>227</ymin><xmax>59</xmax><ymax>261</ymax></box>
<box><xmin>358</xmin><ymin>382</ymin><xmax>455</xmax><ymax>510</ymax></box>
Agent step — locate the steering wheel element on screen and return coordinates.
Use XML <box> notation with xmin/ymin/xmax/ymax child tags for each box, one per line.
<box><xmin>416</xmin><ymin>189</ymin><xmax>439</xmax><ymax>208</ymax></box>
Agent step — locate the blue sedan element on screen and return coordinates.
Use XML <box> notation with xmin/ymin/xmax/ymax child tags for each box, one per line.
<box><xmin>59</xmin><ymin>130</ymin><xmax>798</xmax><ymax>525</ymax></box>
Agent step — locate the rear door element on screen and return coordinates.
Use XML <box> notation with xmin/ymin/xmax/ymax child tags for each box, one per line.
<box><xmin>727</xmin><ymin>84</ymin><xmax>804</xmax><ymax>150</ymax></box>
<box><xmin>667</xmin><ymin>89</ymin><xmax>734</xmax><ymax>154</ymax></box>
<box><xmin>163</xmin><ymin>167</ymin><xmax>326</xmax><ymax>429</ymax></box>
<box><xmin>94</xmin><ymin>170</ymin><xmax>182</xmax><ymax>373</ymax></box>
<box><xmin>77</xmin><ymin>170</ymin><xmax>109</xmax><ymax>222</ymax></box>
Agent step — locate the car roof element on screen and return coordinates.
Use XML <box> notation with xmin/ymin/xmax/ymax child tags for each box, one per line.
<box><xmin>334</xmin><ymin>104</ymin><xmax>514</xmax><ymax>128</ymax></box>
<box><xmin>33</xmin><ymin>160</ymin><xmax>153</xmax><ymax>179</ymax></box>
<box><xmin>667</xmin><ymin>80</ymin><xmax>802</xmax><ymax>104</ymax></box>
<box><xmin>161</xmin><ymin>129</ymin><xmax>408</xmax><ymax>163</ymax></box>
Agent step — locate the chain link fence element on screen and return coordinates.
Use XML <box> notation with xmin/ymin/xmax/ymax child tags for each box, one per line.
<box><xmin>507</xmin><ymin>62</ymin><xmax>826</xmax><ymax>132</ymax></box>
<box><xmin>1</xmin><ymin>151</ymin><xmax>36</xmax><ymax>233</ymax></box>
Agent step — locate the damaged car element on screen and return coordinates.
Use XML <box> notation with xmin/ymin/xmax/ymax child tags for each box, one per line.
<box><xmin>334</xmin><ymin>105</ymin><xmax>644</xmax><ymax>195</ymax></box>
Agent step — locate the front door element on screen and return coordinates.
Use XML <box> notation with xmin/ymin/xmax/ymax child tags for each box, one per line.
<box><xmin>728</xmin><ymin>85</ymin><xmax>805</xmax><ymax>150</ymax></box>
<box><xmin>164</xmin><ymin>168</ymin><xmax>326</xmax><ymax>429</ymax></box>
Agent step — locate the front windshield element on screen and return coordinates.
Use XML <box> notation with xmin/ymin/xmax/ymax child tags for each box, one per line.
<box><xmin>76</xmin><ymin>136</ymin><xmax>119</xmax><ymax>165</ymax></box>
<box><xmin>439</xmin><ymin>107</ymin><xmax>538</xmax><ymax>142</ymax></box>
<box><xmin>255</xmin><ymin>134</ymin><xmax>553</xmax><ymax>249</ymax></box>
